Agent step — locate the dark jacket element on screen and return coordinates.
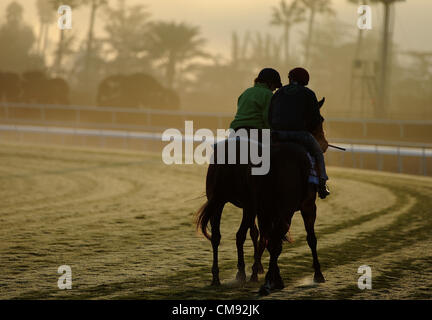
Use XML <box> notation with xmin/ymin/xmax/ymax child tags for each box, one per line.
<box><xmin>268</xmin><ymin>83</ymin><xmax>323</xmax><ymax>132</ymax></box>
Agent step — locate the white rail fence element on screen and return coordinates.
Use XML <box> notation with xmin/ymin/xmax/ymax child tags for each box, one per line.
<box><xmin>0</xmin><ymin>102</ymin><xmax>230</xmax><ymax>132</ymax></box>
<box><xmin>1</xmin><ymin>124</ymin><xmax>431</xmax><ymax>176</ymax></box>
<box><xmin>1</xmin><ymin>102</ymin><xmax>432</xmax><ymax>143</ymax></box>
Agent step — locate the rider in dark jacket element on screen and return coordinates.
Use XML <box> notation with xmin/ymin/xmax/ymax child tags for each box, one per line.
<box><xmin>268</xmin><ymin>67</ymin><xmax>330</xmax><ymax>199</ymax></box>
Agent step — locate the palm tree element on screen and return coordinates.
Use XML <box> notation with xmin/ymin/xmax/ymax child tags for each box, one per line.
<box><xmin>82</xmin><ymin>0</ymin><xmax>108</xmax><ymax>72</ymax></box>
<box><xmin>104</xmin><ymin>0</ymin><xmax>151</xmax><ymax>74</ymax></box>
<box><xmin>0</xmin><ymin>2</ymin><xmax>39</xmax><ymax>72</ymax></box>
<box><xmin>36</xmin><ymin>0</ymin><xmax>55</xmax><ymax>56</ymax></box>
<box><xmin>147</xmin><ymin>21</ymin><xmax>208</xmax><ymax>88</ymax></box>
<box><xmin>50</xmin><ymin>0</ymin><xmax>80</xmax><ymax>75</ymax></box>
<box><xmin>300</xmin><ymin>0</ymin><xmax>334</xmax><ymax>66</ymax></box>
<box><xmin>230</xmin><ymin>31</ymin><xmax>251</xmax><ymax>69</ymax></box>
<box><xmin>5</xmin><ymin>1</ymin><xmax>24</xmax><ymax>25</ymax></box>
<box><xmin>270</xmin><ymin>0</ymin><xmax>305</xmax><ymax>65</ymax></box>
<box><xmin>369</xmin><ymin>0</ymin><xmax>404</xmax><ymax>115</ymax></box>
<box><xmin>249</xmin><ymin>32</ymin><xmax>284</xmax><ymax>70</ymax></box>
<box><xmin>70</xmin><ymin>38</ymin><xmax>106</xmax><ymax>87</ymax></box>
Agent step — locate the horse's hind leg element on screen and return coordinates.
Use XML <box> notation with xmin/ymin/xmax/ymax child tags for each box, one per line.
<box><xmin>301</xmin><ymin>202</ymin><xmax>325</xmax><ymax>283</ymax></box>
<box><xmin>210</xmin><ymin>201</ymin><xmax>225</xmax><ymax>286</ymax></box>
<box><xmin>250</xmin><ymin>220</ymin><xmax>265</xmax><ymax>282</ymax></box>
<box><xmin>235</xmin><ymin>209</ymin><xmax>253</xmax><ymax>284</ymax></box>
<box><xmin>259</xmin><ymin>234</ymin><xmax>283</xmax><ymax>296</ymax></box>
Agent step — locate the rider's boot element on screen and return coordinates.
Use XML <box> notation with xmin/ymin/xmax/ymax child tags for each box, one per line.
<box><xmin>318</xmin><ymin>178</ymin><xmax>330</xmax><ymax>199</ymax></box>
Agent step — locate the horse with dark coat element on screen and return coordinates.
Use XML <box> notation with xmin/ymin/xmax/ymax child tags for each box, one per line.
<box><xmin>196</xmin><ymin>100</ymin><xmax>328</xmax><ymax>294</ymax></box>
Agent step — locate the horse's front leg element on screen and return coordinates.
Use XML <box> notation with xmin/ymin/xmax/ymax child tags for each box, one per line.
<box><xmin>235</xmin><ymin>208</ymin><xmax>254</xmax><ymax>284</ymax></box>
<box><xmin>301</xmin><ymin>202</ymin><xmax>325</xmax><ymax>283</ymax></box>
<box><xmin>259</xmin><ymin>234</ymin><xmax>283</xmax><ymax>296</ymax></box>
<box><xmin>210</xmin><ymin>202</ymin><xmax>224</xmax><ymax>286</ymax></box>
<box><xmin>250</xmin><ymin>220</ymin><xmax>265</xmax><ymax>282</ymax></box>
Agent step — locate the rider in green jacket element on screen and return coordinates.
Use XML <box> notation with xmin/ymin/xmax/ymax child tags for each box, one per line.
<box><xmin>230</xmin><ymin>68</ymin><xmax>282</xmax><ymax>132</ymax></box>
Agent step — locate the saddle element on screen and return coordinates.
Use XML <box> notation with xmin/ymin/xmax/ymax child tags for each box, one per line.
<box><xmin>271</xmin><ymin>135</ymin><xmax>319</xmax><ymax>185</ymax></box>
<box><xmin>212</xmin><ymin>136</ymin><xmax>319</xmax><ymax>185</ymax></box>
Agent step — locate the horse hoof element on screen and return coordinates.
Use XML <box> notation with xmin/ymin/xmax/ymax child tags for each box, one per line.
<box><xmin>258</xmin><ymin>285</ymin><xmax>271</xmax><ymax>296</ymax></box>
<box><xmin>273</xmin><ymin>280</ymin><xmax>285</xmax><ymax>290</ymax></box>
<box><xmin>252</xmin><ymin>263</ymin><xmax>265</xmax><ymax>275</ymax></box>
<box><xmin>314</xmin><ymin>273</ymin><xmax>326</xmax><ymax>283</ymax></box>
<box><xmin>250</xmin><ymin>274</ymin><xmax>259</xmax><ymax>282</ymax></box>
<box><xmin>211</xmin><ymin>279</ymin><xmax>221</xmax><ymax>286</ymax></box>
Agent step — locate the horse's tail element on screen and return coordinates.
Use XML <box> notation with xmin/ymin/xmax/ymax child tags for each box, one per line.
<box><xmin>195</xmin><ymin>200</ymin><xmax>212</xmax><ymax>240</ymax></box>
<box><xmin>196</xmin><ymin>160</ymin><xmax>222</xmax><ymax>240</ymax></box>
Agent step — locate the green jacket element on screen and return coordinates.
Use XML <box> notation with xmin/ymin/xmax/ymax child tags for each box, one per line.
<box><xmin>229</xmin><ymin>83</ymin><xmax>273</xmax><ymax>130</ymax></box>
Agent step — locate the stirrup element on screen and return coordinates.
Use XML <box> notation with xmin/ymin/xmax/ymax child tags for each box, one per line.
<box><xmin>318</xmin><ymin>182</ymin><xmax>330</xmax><ymax>199</ymax></box>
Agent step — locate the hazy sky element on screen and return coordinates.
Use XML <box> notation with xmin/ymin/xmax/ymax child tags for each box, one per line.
<box><xmin>1</xmin><ymin>0</ymin><xmax>431</xmax><ymax>60</ymax></box>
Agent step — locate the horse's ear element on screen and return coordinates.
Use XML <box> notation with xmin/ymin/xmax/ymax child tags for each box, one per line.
<box><xmin>318</xmin><ymin>97</ymin><xmax>325</xmax><ymax>109</ymax></box>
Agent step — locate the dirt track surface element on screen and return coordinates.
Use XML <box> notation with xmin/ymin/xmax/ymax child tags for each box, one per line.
<box><xmin>0</xmin><ymin>143</ymin><xmax>431</xmax><ymax>299</ymax></box>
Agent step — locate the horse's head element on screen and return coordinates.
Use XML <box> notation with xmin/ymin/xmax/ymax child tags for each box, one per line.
<box><xmin>311</xmin><ymin>98</ymin><xmax>328</xmax><ymax>153</ymax></box>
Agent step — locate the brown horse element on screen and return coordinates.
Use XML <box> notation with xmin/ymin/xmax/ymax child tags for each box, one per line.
<box><xmin>257</xmin><ymin>119</ymin><xmax>328</xmax><ymax>295</ymax></box>
<box><xmin>195</xmin><ymin>138</ymin><xmax>265</xmax><ymax>285</ymax></box>
<box><xmin>196</xmin><ymin>100</ymin><xmax>328</xmax><ymax>291</ymax></box>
